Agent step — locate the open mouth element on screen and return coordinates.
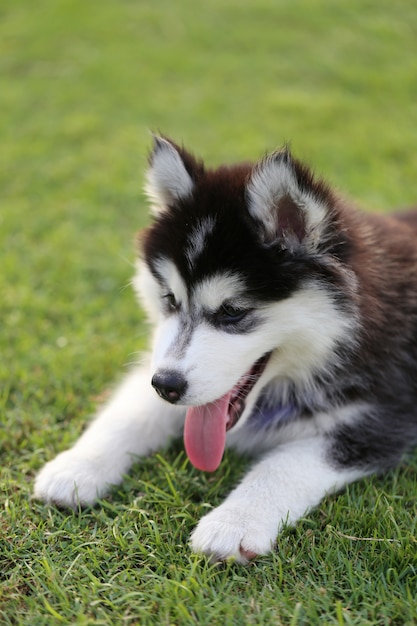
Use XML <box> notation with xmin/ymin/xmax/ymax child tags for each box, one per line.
<box><xmin>226</xmin><ymin>352</ymin><xmax>271</xmax><ymax>430</ymax></box>
<box><xmin>184</xmin><ymin>352</ymin><xmax>271</xmax><ymax>472</ymax></box>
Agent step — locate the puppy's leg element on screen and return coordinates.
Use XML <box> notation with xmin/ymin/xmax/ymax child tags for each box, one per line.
<box><xmin>191</xmin><ymin>436</ymin><xmax>366</xmax><ymax>563</ymax></box>
<box><xmin>34</xmin><ymin>361</ymin><xmax>185</xmax><ymax>508</ymax></box>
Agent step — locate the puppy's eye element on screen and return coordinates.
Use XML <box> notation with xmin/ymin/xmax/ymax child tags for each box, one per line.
<box><xmin>217</xmin><ymin>303</ymin><xmax>250</xmax><ymax>324</ymax></box>
<box><xmin>163</xmin><ymin>292</ymin><xmax>178</xmax><ymax>312</ymax></box>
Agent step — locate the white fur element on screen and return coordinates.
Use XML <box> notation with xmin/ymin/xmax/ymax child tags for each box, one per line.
<box><xmin>34</xmin><ymin>363</ymin><xmax>185</xmax><ymax>507</ymax></box>
<box><xmin>191</xmin><ymin>437</ymin><xmax>366</xmax><ymax>562</ymax></box>
<box><xmin>192</xmin><ymin>272</ymin><xmax>249</xmax><ymax>311</ymax></box>
<box><xmin>145</xmin><ymin>137</ymin><xmax>194</xmax><ymax>213</ymax></box>
<box><xmin>151</xmin><ymin>272</ymin><xmax>354</xmax><ymax>408</ymax></box>
<box><xmin>132</xmin><ymin>257</ymin><xmax>189</xmax><ymax>324</ymax></box>
<box><xmin>153</xmin><ymin>257</ymin><xmax>189</xmax><ymax>307</ymax></box>
<box><xmin>132</xmin><ymin>260</ymin><xmax>160</xmax><ymax>322</ymax></box>
<box><xmin>185</xmin><ymin>216</ymin><xmax>216</xmax><ymax>267</ymax></box>
<box><xmin>247</xmin><ymin>155</ymin><xmax>328</xmax><ymax>249</ymax></box>
<box><xmin>133</xmin><ymin>261</ymin><xmax>353</xmax><ymax>390</ymax></box>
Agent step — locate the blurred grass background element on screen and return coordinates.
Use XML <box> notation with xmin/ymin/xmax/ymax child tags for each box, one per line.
<box><xmin>2</xmin><ymin>0</ymin><xmax>417</xmax><ymax>624</ymax></box>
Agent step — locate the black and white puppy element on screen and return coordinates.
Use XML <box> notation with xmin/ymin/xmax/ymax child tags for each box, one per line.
<box><xmin>35</xmin><ymin>137</ymin><xmax>417</xmax><ymax>562</ymax></box>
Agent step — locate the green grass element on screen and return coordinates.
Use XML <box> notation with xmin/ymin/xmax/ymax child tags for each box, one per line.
<box><xmin>2</xmin><ymin>0</ymin><xmax>417</xmax><ymax>623</ymax></box>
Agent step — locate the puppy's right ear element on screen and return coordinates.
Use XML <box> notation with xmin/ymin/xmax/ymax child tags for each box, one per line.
<box><xmin>145</xmin><ymin>136</ymin><xmax>196</xmax><ymax>214</ymax></box>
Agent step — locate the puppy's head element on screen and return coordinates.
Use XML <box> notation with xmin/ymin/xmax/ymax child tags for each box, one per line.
<box><xmin>133</xmin><ymin>137</ymin><xmax>356</xmax><ymax>470</ymax></box>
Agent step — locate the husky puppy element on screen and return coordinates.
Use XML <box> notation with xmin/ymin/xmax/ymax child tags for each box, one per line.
<box><xmin>35</xmin><ymin>137</ymin><xmax>417</xmax><ymax>562</ymax></box>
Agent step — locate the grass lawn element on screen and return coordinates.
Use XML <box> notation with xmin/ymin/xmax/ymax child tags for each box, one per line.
<box><xmin>2</xmin><ymin>0</ymin><xmax>417</xmax><ymax>623</ymax></box>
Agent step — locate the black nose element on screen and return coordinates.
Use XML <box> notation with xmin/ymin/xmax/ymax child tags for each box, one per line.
<box><xmin>151</xmin><ymin>370</ymin><xmax>187</xmax><ymax>404</ymax></box>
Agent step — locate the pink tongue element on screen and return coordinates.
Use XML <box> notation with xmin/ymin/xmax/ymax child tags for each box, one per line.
<box><xmin>184</xmin><ymin>392</ymin><xmax>231</xmax><ymax>472</ymax></box>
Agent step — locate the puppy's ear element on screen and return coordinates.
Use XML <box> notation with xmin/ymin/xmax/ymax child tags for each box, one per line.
<box><xmin>145</xmin><ymin>136</ymin><xmax>197</xmax><ymax>214</ymax></box>
<box><xmin>246</xmin><ymin>149</ymin><xmax>334</xmax><ymax>252</ymax></box>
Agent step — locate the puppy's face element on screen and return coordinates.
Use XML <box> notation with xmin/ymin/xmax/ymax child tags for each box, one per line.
<box><xmin>135</xmin><ymin>137</ymin><xmax>354</xmax><ymax>423</ymax></box>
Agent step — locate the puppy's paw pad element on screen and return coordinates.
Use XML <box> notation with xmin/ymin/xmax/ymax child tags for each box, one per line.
<box><xmin>239</xmin><ymin>547</ymin><xmax>258</xmax><ymax>561</ymax></box>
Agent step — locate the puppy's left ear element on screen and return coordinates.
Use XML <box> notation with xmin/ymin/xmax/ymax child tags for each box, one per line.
<box><xmin>246</xmin><ymin>149</ymin><xmax>335</xmax><ymax>252</ymax></box>
<box><xmin>145</xmin><ymin>136</ymin><xmax>199</xmax><ymax>215</ymax></box>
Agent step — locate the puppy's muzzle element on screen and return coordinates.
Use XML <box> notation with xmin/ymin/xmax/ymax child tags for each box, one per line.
<box><xmin>151</xmin><ymin>370</ymin><xmax>187</xmax><ymax>404</ymax></box>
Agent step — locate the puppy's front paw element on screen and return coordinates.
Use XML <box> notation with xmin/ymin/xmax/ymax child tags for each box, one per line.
<box><xmin>34</xmin><ymin>450</ymin><xmax>109</xmax><ymax>508</ymax></box>
<box><xmin>190</xmin><ymin>503</ymin><xmax>277</xmax><ymax>563</ymax></box>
